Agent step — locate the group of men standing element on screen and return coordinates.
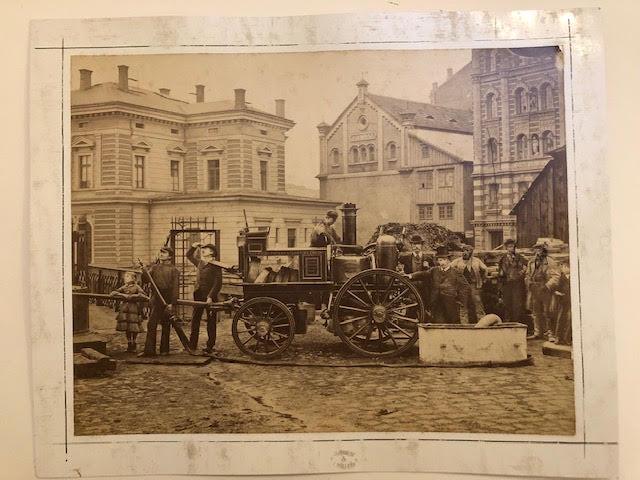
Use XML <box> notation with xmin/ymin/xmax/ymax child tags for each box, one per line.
<box><xmin>401</xmin><ymin>234</ymin><xmax>571</xmax><ymax>344</ymax></box>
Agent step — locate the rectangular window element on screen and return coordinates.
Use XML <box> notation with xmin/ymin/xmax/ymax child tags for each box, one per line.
<box><xmin>134</xmin><ymin>155</ymin><xmax>145</xmax><ymax>188</ymax></box>
<box><xmin>260</xmin><ymin>160</ymin><xmax>268</xmax><ymax>191</ymax></box>
<box><xmin>208</xmin><ymin>127</ymin><xmax>219</xmax><ymax>135</ymax></box>
<box><xmin>260</xmin><ymin>129</ymin><xmax>268</xmax><ymax>135</ymax></box>
<box><xmin>419</xmin><ymin>170</ymin><xmax>434</xmax><ymax>189</ymax></box>
<box><xmin>135</xmin><ymin>122</ymin><xmax>144</xmax><ymax>129</ymax></box>
<box><xmin>438</xmin><ymin>168</ymin><xmax>454</xmax><ymax>188</ymax></box>
<box><xmin>79</xmin><ymin>155</ymin><xmax>91</xmax><ymax>188</ymax></box>
<box><xmin>489</xmin><ymin>183</ymin><xmax>499</xmax><ymax>207</ymax></box>
<box><xmin>438</xmin><ymin>203</ymin><xmax>454</xmax><ymax>220</ymax></box>
<box><xmin>171</xmin><ymin>128</ymin><xmax>179</xmax><ymax>135</ymax></box>
<box><xmin>78</xmin><ymin>122</ymin><xmax>87</xmax><ymax>128</ymax></box>
<box><xmin>170</xmin><ymin>160</ymin><xmax>180</xmax><ymax>191</ymax></box>
<box><xmin>208</xmin><ymin>159</ymin><xmax>220</xmax><ymax>191</ymax></box>
<box><xmin>275</xmin><ymin>227</ymin><xmax>280</xmax><ymax>245</ymax></box>
<box><xmin>417</xmin><ymin>204</ymin><xmax>433</xmax><ymax>221</ymax></box>
<box><xmin>304</xmin><ymin>228</ymin><xmax>309</xmax><ymax>243</ymax></box>
<box><xmin>287</xmin><ymin>228</ymin><xmax>297</xmax><ymax>248</ymax></box>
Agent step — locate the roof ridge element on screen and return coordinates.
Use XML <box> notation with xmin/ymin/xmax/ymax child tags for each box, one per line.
<box><xmin>367</xmin><ymin>92</ymin><xmax>470</xmax><ymax>114</ymax></box>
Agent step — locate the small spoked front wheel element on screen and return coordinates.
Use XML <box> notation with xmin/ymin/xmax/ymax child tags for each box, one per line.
<box><xmin>333</xmin><ymin>269</ymin><xmax>424</xmax><ymax>357</ymax></box>
<box><xmin>231</xmin><ymin>297</ymin><xmax>295</xmax><ymax>359</ymax></box>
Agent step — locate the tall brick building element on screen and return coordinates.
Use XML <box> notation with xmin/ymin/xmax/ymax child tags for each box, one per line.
<box><xmin>318</xmin><ymin>80</ymin><xmax>474</xmax><ymax>242</ymax></box>
<box><xmin>470</xmin><ymin>48</ymin><xmax>566</xmax><ymax>249</ymax></box>
<box><xmin>71</xmin><ymin>65</ymin><xmax>339</xmax><ymax>267</ymax></box>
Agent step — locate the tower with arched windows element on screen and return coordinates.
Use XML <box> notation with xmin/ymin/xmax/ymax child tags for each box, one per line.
<box><xmin>470</xmin><ymin>47</ymin><xmax>566</xmax><ymax>249</ymax></box>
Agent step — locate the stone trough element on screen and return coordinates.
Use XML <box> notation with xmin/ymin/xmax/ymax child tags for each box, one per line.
<box><xmin>418</xmin><ymin>322</ymin><xmax>531</xmax><ymax>367</ymax></box>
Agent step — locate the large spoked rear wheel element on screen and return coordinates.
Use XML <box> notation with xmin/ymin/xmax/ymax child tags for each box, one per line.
<box><xmin>333</xmin><ymin>269</ymin><xmax>424</xmax><ymax>357</ymax></box>
<box><xmin>232</xmin><ymin>297</ymin><xmax>295</xmax><ymax>359</ymax></box>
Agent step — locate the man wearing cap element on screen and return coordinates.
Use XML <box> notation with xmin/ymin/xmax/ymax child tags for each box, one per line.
<box><xmin>525</xmin><ymin>241</ymin><xmax>560</xmax><ymax>339</ymax></box>
<box><xmin>451</xmin><ymin>245</ymin><xmax>488</xmax><ymax>323</ymax></box>
<box><xmin>140</xmin><ymin>246</ymin><xmax>180</xmax><ymax>357</ymax></box>
<box><xmin>186</xmin><ymin>242</ymin><xmax>225</xmax><ymax>354</ymax></box>
<box><xmin>409</xmin><ymin>246</ymin><xmax>470</xmax><ymax>324</ymax></box>
<box><xmin>310</xmin><ymin>210</ymin><xmax>342</xmax><ymax>247</ymax></box>
<box><xmin>398</xmin><ymin>234</ymin><xmax>433</xmax><ymax>309</ymax></box>
<box><xmin>498</xmin><ymin>239</ymin><xmax>528</xmax><ymax>325</ymax></box>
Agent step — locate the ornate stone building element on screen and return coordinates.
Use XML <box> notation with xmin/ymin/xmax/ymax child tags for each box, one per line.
<box><xmin>470</xmin><ymin>48</ymin><xmax>566</xmax><ymax>249</ymax></box>
<box><xmin>318</xmin><ymin>80</ymin><xmax>474</xmax><ymax>243</ymax></box>
<box><xmin>71</xmin><ymin>65</ymin><xmax>338</xmax><ymax>266</ymax></box>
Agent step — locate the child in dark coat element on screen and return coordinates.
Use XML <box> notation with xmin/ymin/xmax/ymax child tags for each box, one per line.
<box><xmin>111</xmin><ymin>271</ymin><xmax>149</xmax><ymax>352</ymax></box>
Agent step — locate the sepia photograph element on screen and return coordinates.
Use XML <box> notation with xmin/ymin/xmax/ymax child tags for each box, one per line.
<box><xmin>69</xmin><ymin>47</ymin><xmax>576</xmax><ymax>437</ymax></box>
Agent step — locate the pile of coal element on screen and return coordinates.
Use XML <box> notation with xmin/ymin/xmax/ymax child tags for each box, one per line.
<box><xmin>367</xmin><ymin>222</ymin><xmax>464</xmax><ymax>252</ymax></box>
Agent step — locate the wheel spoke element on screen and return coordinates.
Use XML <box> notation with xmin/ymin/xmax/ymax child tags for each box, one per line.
<box><xmin>265</xmin><ymin>302</ymin><xmax>273</xmax><ymax>319</ymax></box>
<box><xmin>268</xmin><ymin>337</ymin><xmax>281</xmax><ymax>349</ymax></box>
<box><xmin>347</xmin><ymin>290</ymin><xmax>370</xmax><ymax>308</ymax></box>
<box><xmin>358</xmin><ymin>279</ymin><xmax>374</xmax><ymax>304</ymax></box>
<box><xmin>389</xmin><ymin>303</ymin><xmax>419</xmax><ymax>312</ymax></box>
<box><xmin>390</xmin><ymin>313</ymin><xmax>420</xmax><ymax>324</ymax></box>
<box><xmin>385</xmin><ymin>288</ymin><xmax>410</xmax><ymax>308</ymax></box>
<box><xmin>362</xmin><ymin>324</ymin><xmax>374</xmax><ymax>349</ymax></box>
<box><xmin>269</xmin><ymin>330</ymin><xmax>289</xmax><ymax>340</ymax></box>
<box><xmin>380</xmin><ymin>276</ymin><xmax>396</xmax><ymax>304</ymax></box>
<box><xmin>338</xmin><ymin>305</ymin><xmax>369</xmax><ymax>313</ymax></box>
<box><xmin>387</xmin><ymin>320</ymin><xmax>414</xmax><ymax>338</ymax></box>
<box><xmin>339</xmin><ymin>315</ymin><xmax>369</xmax><ymax>326</ymax></box>
<box><xmin>383</xmin><ymin>325</ymin><xmax>399</xmax><ymax>349</ymax></box>
<box><xmin>348</xmin><ymin>321</ymin><xmax>370</xmax><ymax>340</ymax></box>
<box><xmin>242</xmin><ymin>333</ymin><xmax>258</xmax><ymax>346</ymax></box>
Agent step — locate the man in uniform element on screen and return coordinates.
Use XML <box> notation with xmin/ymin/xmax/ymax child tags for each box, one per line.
<box><xmin>310</xmin><ymin>210</ymin><xmax>342</xmax><ymax>247</ymax></box>
<box><xmin>451</xmin><ymin>245</ymin><xmax>488</xmax><ymax>324</ymax></box>
<box><xmin>409</xmin><ymin>247</ymin><xmax>470</xmax><ymax>324</ymax></box>
<box><xmin>525</xmin><ymin>240</ymin><xmax>560</xmax><ymax>339</ymax></box>
<box><xmin>140</xmin><ymin>246</ymin><xmax>180</xmax><ymax>357</ymax></box>
<box><xmin>398</xmin><ymin>234</ymin><xmax>433</xmax><ymax>309</ymax></box>
<box><xmin>498</xmin><ymin>238</ymin><xmax>528</xmax><ymax>324</ymax></box>
<box><xmin>186</xmin><ymin>242</ymin><xmax>223</xmax><ymax>355</ymax></box>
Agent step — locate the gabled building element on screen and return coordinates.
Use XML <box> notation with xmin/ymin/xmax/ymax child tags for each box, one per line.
<box><xmin>71</xmin><ymin>65</ymin><xmax>339</xmax><ymax>267</ymax></box>
<box><xmin>318</xmin><ymin>80</ymin><xmax>474</xmax><ymax>242</ymax></box>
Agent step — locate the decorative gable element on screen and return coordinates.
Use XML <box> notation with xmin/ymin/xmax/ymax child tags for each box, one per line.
<box><xmin>71</xmin><ymin>136</ymin><xmax>95</xmax><ymax>149</ymax></box>
<box><xmin>257</xmin><ymin>146</ymin><xmax>273</xmax><ymax>156</ymax></box>
<box><xmin>166</xmin><ymin>145</ymin><xmax>187</xmax><ymax>155</ymax></box>
<box><xmin>199</xmin><ymin>144</ymin><xmax>224</xmax><ymax>154</ymax></box>
<box><xmin>132</xmin><ymin>140</ymin><xmax>152</xmax><ymax>151</ymax></box>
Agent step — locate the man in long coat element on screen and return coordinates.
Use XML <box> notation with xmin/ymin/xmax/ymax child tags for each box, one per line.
<box><xmin>525</xmin><ymin>241</ymin><xmax>560</xmax><ymax>339</ymax></box>
<box><xmin>498</xmin><ymin>238</ymin><xmax>528</xmax><ymax>324</ymax></box>
<box><xmin>398</xmin><ymin>234</ymin><xmax>433</xmax><ymax>309</ymax></box>
<box><xmin>451</xmin><ymin>245</ymin><xmax>487</xmax><ymax>323</ymax></box>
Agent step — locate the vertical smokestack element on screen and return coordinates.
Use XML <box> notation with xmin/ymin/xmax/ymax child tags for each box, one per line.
<box><xmin>430</xmin><ymin>82</ymin><xmax>438</xmax><ymax>103</ymax></box>
<box><xmin>118</xmin><ymin>65</ymin><xmax>129</xmax><ymax>91</ymax></box>
<box><xmin>275</xmin><ymin>99</ymin><xmax>285</xmax><ymax>117</ymax></box>
<box><xmin>234</xmin><ymin>88</ymin><xmax>246</xmax><ymax>109</ymax></box>
<box><xmin>340</xmin><ymin>203</ymin><xmax>358</xmax><ymax>246</ymax></box>
<box><xmin>159</xmin><ymin>88</ymin><xmax>170</xmax><ymax>96</ymax></box>
<box><xmin>447</xmin><ymin>67</ymin><xmax>453</xmax><ymax>79</ymax></box>
<box><xmin>195</xmin><ymin>84</ymin><xmax>205</xmax><ymax>103</ymax></box>
<box><xmin>79</xmin><ymin>69</ymin><xmax>92</xmax><ymax>90</ymax></box>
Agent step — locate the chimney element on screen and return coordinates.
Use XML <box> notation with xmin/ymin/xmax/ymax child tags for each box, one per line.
<box><xmin>430</xmin><ymin>81</ymin><xmax>438</xmax><ymax>103</ymax></box>
<box><xmin>399</xmin><ymin>111</ymin><xmax>416</xmax><ymax>127</ymax></box>
<box><xmin>275</xmin><ymin>99</ymin><xmax>285</xmax><ymax>117</ymax></box>
<box><xmin>159</xmin><ymin>88</ymin><xmax>171</xmax><ymax>96</ymax></box>
<box><xmin>447</xmin><ymin>67</ymin><xmax>453</xmax><ymax>79</ymax></box>
<box><xmin>357</xmin><ymin>79</ymin><xmax>369</xmax><ymax>103</ymax></box>
<box><xmin>79</xmin><ymin>69</ymin><xmax>92</xmax><ymax>90</ymax></box>
<box><xmin>234</xmin><ymin>88</ymin><xmax>246</xmax><ymax>109</ymax></box>
<box><xmin>195</xmin><ymin>84</ymin><xmax>205</xmax><ymax>103</ymax></box>
<box><xmin>118</xmin><ymin>65</ymin><xmax>129</xmax><ymax>91</ymax></box>
<box><xmin>339</xmin><ymin>203</ymin><xmax>358</xmax><ymax>246</ymax></box>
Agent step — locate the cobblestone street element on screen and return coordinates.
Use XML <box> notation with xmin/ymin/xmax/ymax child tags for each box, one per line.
<box><xmin>74</xmin><ymin>306</ymin><xmax>576</xmax><ymax>436</ymax></box>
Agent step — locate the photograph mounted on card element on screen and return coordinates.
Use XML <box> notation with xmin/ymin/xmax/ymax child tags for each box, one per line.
<box><xmin>29</xmin><ymin>9</ymin><xmax>616</xmax><ymax>479</ymax></box>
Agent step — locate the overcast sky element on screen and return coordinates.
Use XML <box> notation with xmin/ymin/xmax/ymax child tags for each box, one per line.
<box><xmin>71</xmin><ymin>50</ymin><xmax>471</xmax><ymax>188</ymax></box>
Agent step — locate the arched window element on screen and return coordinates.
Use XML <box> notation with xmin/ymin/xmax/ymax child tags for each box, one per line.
<box><xmin>350</xmin><ymin>146</ymin><xmax>358</xmax><ymax>164</ymax></box>
<box><xmin>515</xmin><ymin>87</ymin><xmax>526</xmax><ymax>114</ymax></box>
<box><xmin>330</xmin><ymin>148</ymin><xmax>340</xmax><ymax>166</ymax></box>
<box><xmin>487</xmin><ymin>138</ymin><xmax>498</xmax><ymax>163</ymax></box>
<box><xmin>387</xmin><ymin>141</ymin><xmax>397</xmax><ymax>160</ymax></box>
<box><xmin>516</xmin><ymin>134</ymin><xmax>528</xmax><ymax>159</ymax></box>
<box><xmin>368</xmin><ymin>145</ymin><xmax>376</xmax><ymax>163</ymax></box>
<box><xmin>486</xmin><ymin>92</ymin><xmax>497</xmax><ymax>119</ymax></box>
<box><xmin>528</xmin><ymin>87</ymin><xmax>539</xmax><ymax>111</ymax></box>
<box><xmin>359</xmin><ymin>145</ymin><xmax>368</xmax><ymax>163</ymax></box>
<box><xmin>540</xmin><ymin>83</ymin><xmax>553</xmax><ymax>110</ymax></box>
<box><xmin>542</xmin><ymin>130</ymin><xmax>554</xmax><ymax>153</ymax></box>
<box><xmin>531</xmin><ymin>134</ymin><xmax>540</xmax><ymax>155</ymax></box>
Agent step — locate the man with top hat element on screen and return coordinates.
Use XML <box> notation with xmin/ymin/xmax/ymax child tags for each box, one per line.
<box><xmin>498</xmin><ymin>238</ymin><xmax>528</xmax><ymax>325</ymax></box>
<box><xmin>409</xmin><ymin>246</ymin><xmax>470</xmax><ymax>324</ymax></box>
<box><xmin>451</xmin><ymin>244</ymin><xmax>488</xmax><ymax>324</ymax></box>
<box><xmin>525</xmin><ymin>240</ymin><xmax>560</xmax><ymax>339</ymax></box>
<box><xmin>140</xmin><ymin>245</ymin><xmax>180</xmax><ymax>357</ymax></box>
<box><xmin>310</xmin><ymin>210</ymin><xmax>342</xmax><ymax>247</ymax></box>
